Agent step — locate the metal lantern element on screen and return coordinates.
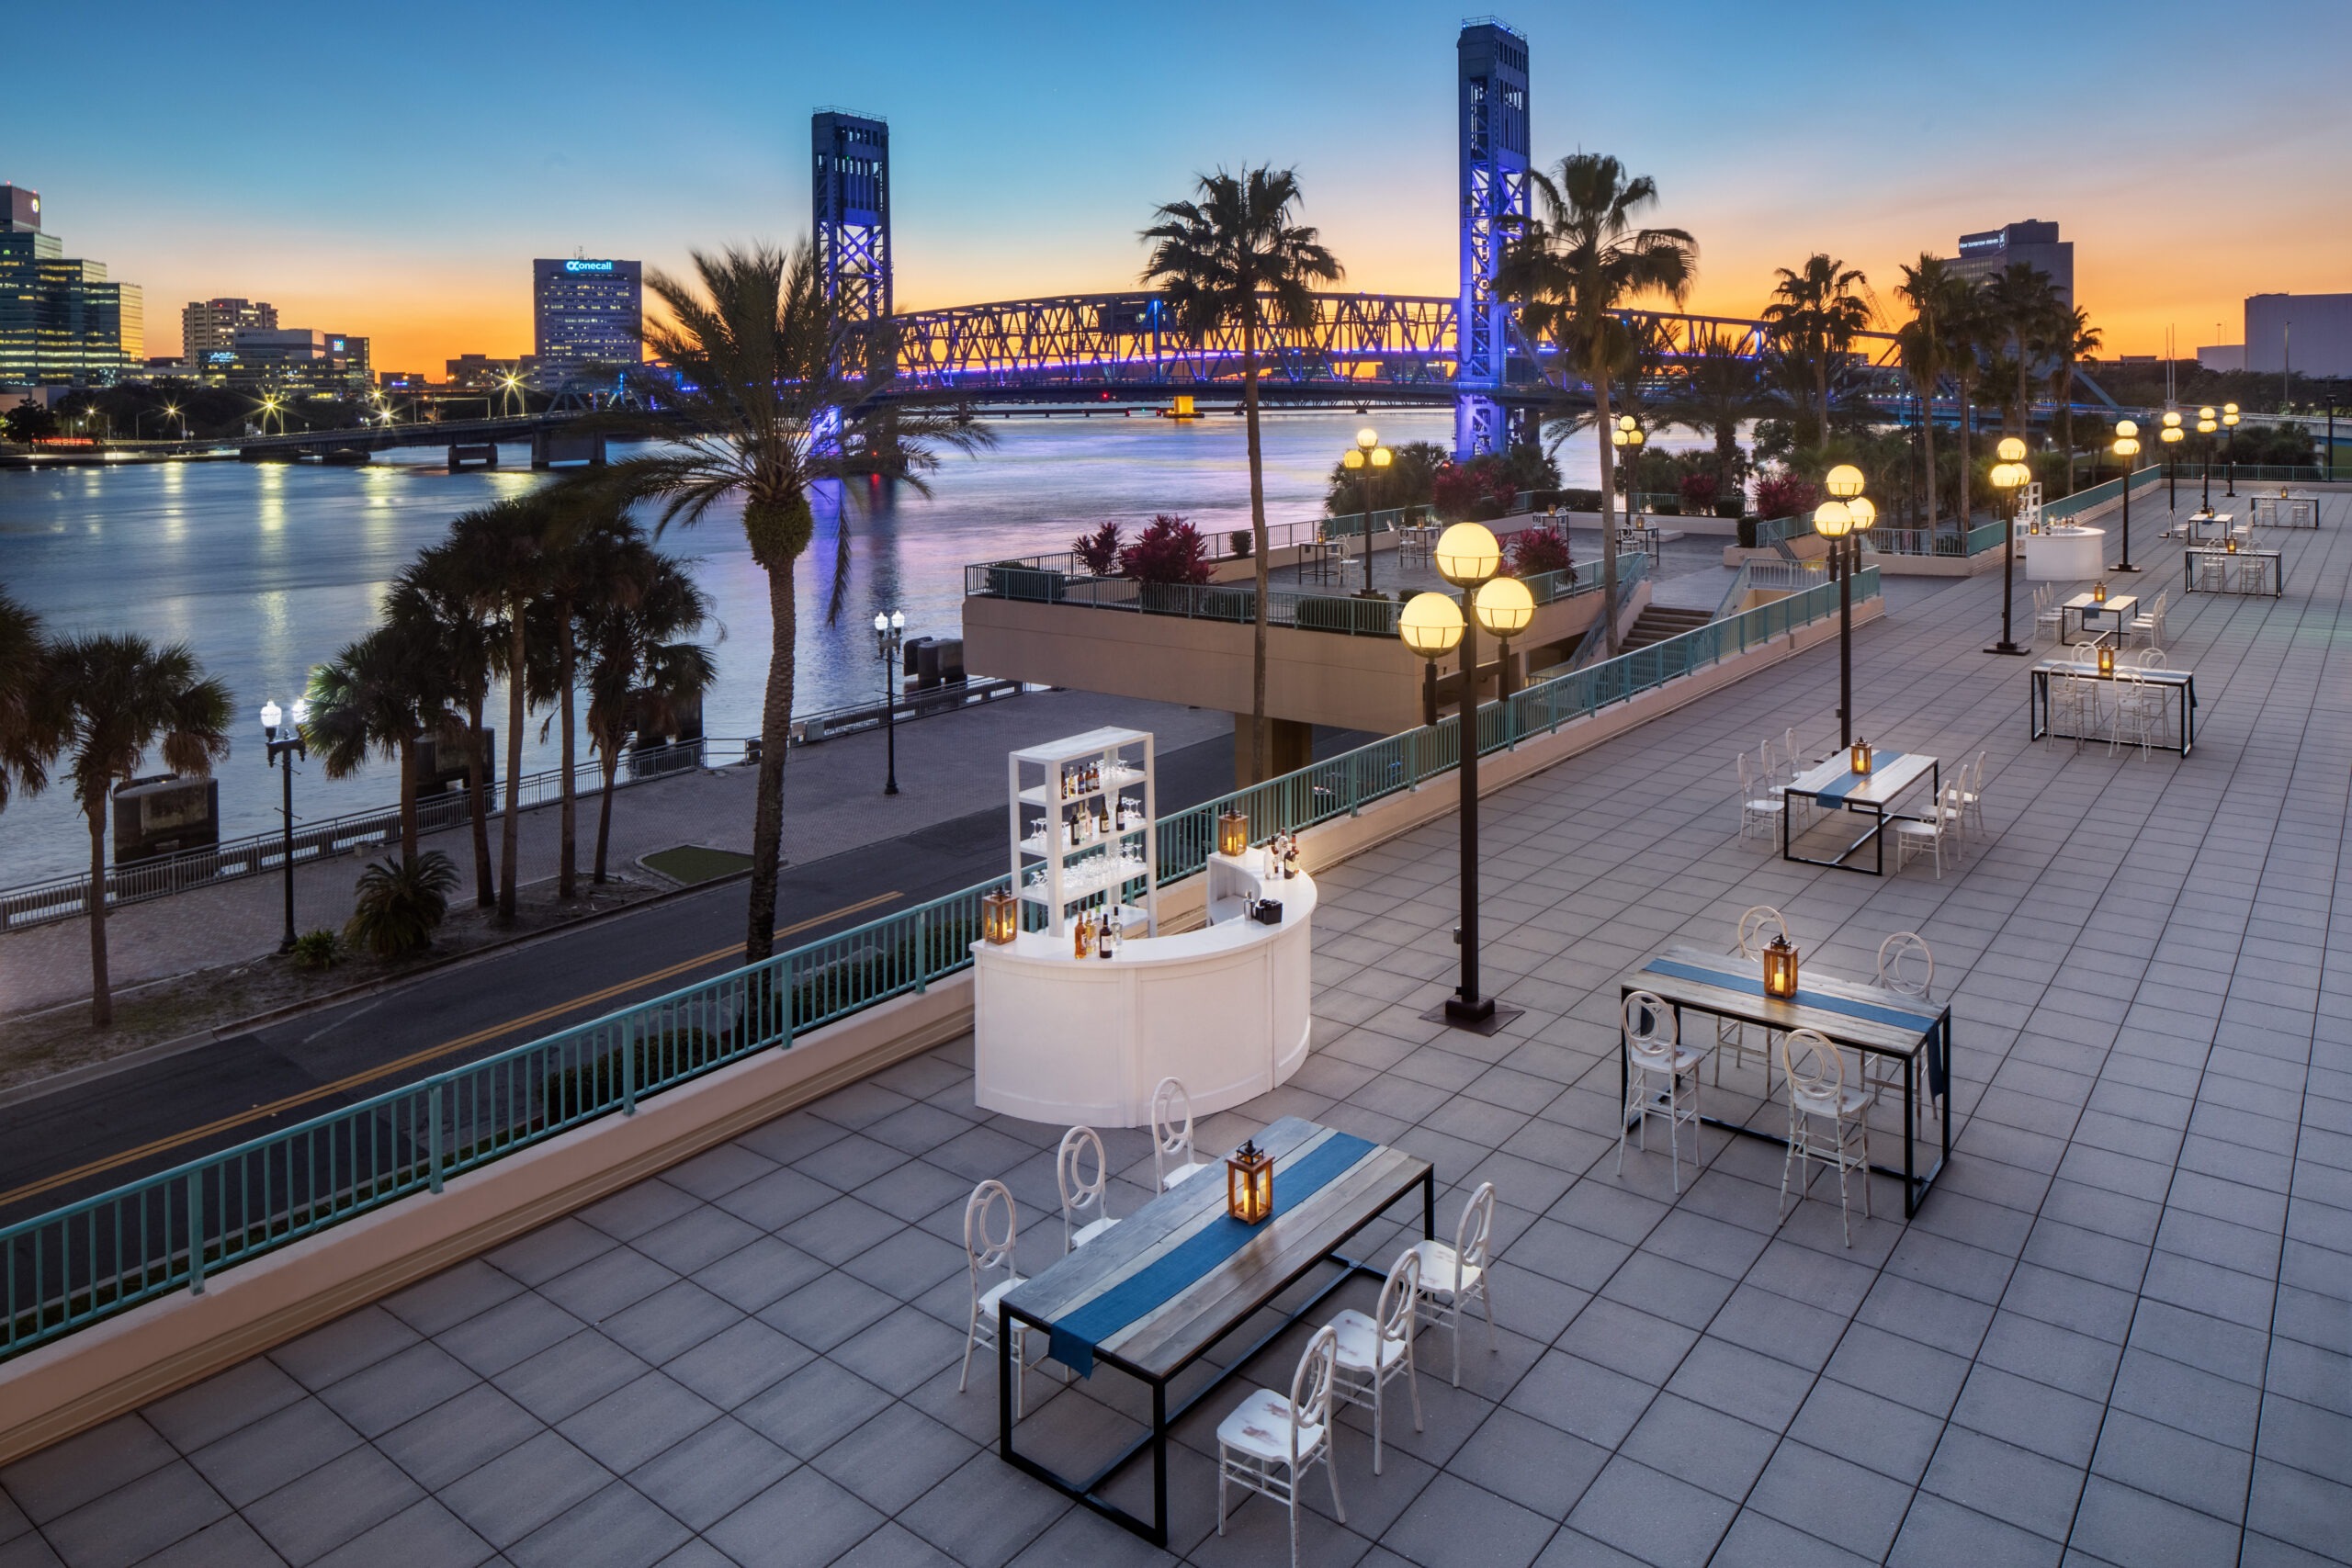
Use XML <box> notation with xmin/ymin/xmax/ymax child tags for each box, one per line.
<box><xmin>982</xmin><ymin>888</ymin><xmax>1019</xmax><ymax>945</ymax></box>
<box><xmin>1762</xmin><ymin>933</ymin><xmax>1800</xmax><ymax>999</ymax></box>
<box><xmin>2225</xmin><ymin>534</ymin><xmax>2238</xmax><ymax>554</ymax></box>
<box><xmin>2098</xmin><ymin>645</ymin><xmax>2116</xmax><ymax>677</ymax></box>
<box><xmin>1226</xmin><ymin>1139</ymin><xmax>1274</xmax><ymax>1224</ymax></box>
<box><xmin>1217</xmin><ymin>809</ymin><xmax>1249</xmax><ymax>860</ymax></box>
<box><xmin>1850</xmin><ymin>739</ymin><xmax>1872</xmax><ymax>775</ymax></box>
<box><xmin>2093</xmin><ymin>581</ymin><xmax>2107</xmax><ymax>604</ymax></box>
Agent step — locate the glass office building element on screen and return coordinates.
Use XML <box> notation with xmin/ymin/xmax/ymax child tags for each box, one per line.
<box><xmin>0</xmin><ymin>186</ymin><xmax>143</xmax><ymax>385</ymax></box>
<box><xmin>532</xmin><ymin>257</ymin><xmax>641</xmax><ymax>375</ymax></box>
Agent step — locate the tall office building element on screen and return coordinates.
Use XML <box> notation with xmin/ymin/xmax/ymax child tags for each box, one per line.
<box><xmin>532</xmin><ymin>257</ymin><xmax>641</xmax><ymax>374</ymax></box>
<box><xmin>1951</xmin><ymin>219</ymin><xmax>2075</xmax><ymax>308</ymax></box>
<box><xmin>226</xmin><ymin>328</ymin><xmax>370</xmax><ymax>389</ymax></box>
<box><xmin>182</xmin><ymin>298</ymin><xmax>277</xmax><ymax>372</ymax></box>
<box><xmin>0</xmin><ymin>186</ymin><xmax>143</xmax><ymax>385</ymax></box>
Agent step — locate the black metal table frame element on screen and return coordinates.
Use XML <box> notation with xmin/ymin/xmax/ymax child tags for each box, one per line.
<box><xmin>1619</xmin><ymin>983</ymin><xmax>1952</xmax><ymax>1217</ymax></box>
<box><xmin>2029</xmin><ymin>667</ymin><xmax>2196</xmax><ymax>756</ymax></box>
<box><xmin>998</xmin><ymin>1164</ymin><xmax>1436</xmax><ymax>1547</ymax></box>
<box><xmin>1781</xmin><ymin>759</ymin><xmax>1940</xmax><ymax>876</ymax></box>
<box><xmin>2060</xmin><ymin>599</ymin><xmax>2134</xmax><ymax>646</ymax></box>
<box><xmin>2183</xmin><ymin>549</ymin><xmax>2282</xmax><ymax>597</ymax></box>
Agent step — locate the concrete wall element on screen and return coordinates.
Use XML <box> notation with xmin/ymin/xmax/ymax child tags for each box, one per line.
<box><xmin>964</xmin><ymin>582</ymin><xmax>1609</xmax><ymax>736</ymax></box>
<box><xmin>0</xmin><ymin>595</ymin><xmax>1873</xmax><ymax>1465</ymax></box>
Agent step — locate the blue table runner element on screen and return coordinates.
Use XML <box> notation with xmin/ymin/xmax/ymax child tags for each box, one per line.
<box><xmin>1812</xmin><ymin>752</ymin><xmax>1906</xmax><ymax>804</ymax></box>
<box><xmin>1044</xmin><ymin>1130</ymin><xmax>1376</xmax><ymax>1377</ymax></box>
<box><xmin>1641</xmin><ymin>955</ymin><xmax>1948</xmax><ymax>1099</ymax></box>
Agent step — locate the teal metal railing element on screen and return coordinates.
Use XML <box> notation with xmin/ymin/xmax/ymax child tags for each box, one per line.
<box><xmin>0</xmin><ymin>563</ymin><xmax>1873</xmax><ymax>1360</ymax></box>
<box><xmin>1747</xmin><ymin>513</ymin><xmax>1815</xmax><ymax>547</ymax></box>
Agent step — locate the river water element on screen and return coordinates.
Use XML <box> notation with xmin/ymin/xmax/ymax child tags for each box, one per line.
<box><xmin>0</xmin><ymin>408</ymin><xmax>1689</xmax><ymax>883</ymax></box>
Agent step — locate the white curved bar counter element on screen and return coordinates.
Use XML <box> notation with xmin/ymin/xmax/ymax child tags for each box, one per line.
<box><xmin>971</xmin><ymin>872</ymin><xmax>1317</xmax><ymax>1128</ymax></box>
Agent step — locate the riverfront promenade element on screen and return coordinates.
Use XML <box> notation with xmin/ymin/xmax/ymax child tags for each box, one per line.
<box><xmin>0</xmin><ymin>691</ymin><xmax>1232</xmax><ymax>1022</ymax></box>
<box><xmin>7</xmin><ymin>490</ymin><xmax>2346</xmax><ymax>1566</ymax></box>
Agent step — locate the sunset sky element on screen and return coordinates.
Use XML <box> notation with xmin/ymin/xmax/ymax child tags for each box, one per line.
<box><xmin>16</xmin><ymin>0</ymin><xmax>2346</xmax><ymax>373</ymax></box>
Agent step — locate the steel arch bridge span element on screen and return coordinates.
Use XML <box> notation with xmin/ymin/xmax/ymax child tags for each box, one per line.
<box><xmin>886</xmin><ymin>290</ymin><xmax>1897</xmax><ymax>400</ymax></box>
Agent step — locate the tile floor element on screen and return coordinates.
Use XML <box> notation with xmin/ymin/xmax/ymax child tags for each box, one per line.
<box><xmin>5</xmin><ymin>492</ymin><xmax>2348</xmax><ymax>1568</ymax></box>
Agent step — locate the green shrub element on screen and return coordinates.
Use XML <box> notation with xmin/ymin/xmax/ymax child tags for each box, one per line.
<box><xmin>345</xmin><ymin>851</ymin><xmax>459</xmax><ymax>958</ymax></box>
<box><xmin>290</xmin><ymin>929</ymin><xmax>342</xmax><ymax>970</ymax></box>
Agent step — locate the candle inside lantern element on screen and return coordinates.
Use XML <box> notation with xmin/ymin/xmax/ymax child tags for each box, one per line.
<box><xmin>1850</xmin><ymin>739</ymin><xmax>1872</xmax><ymax>776</ymax></box>
<box><xmin>1216</xmin><ymin>809</ymin><xmax>1249</xmax><ymax>860</ymax></box>
<box><xmin>2098</xmin><ymin>645</ymin><xmax>2115</xmax><ymax>677</ymax></box>
<box><xmin>1762</xmin><ymin>933</ymin><xmax>1800</xmax><ymax>998</ymax></box>
<box><xmin>982</xmin><ymin>888</ymin><xmax>1019</xmax><ymax>945</ymax></box>
<box><xmin>1226</xmin><ymin>1139</ymin><xmax>1273</xmax><ymax>1224</ymax></box>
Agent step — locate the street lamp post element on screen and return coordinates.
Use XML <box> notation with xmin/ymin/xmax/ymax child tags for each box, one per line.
<box><xmin>1611</xmin><ymin>416</ymin><xmax>1646</xmax><ymax>535</ymax></box>
<box><xmin>872</xmin><ymin>610</ymin><xmax>905</xmax><ymax>795</ymax></box>
<box><xmin>2197</xmin><ymin>407</ymin><xmax>2218</xmax><ymax>511</ymax></box>
<box><xmin>2161</xmin><ymin>411</ymin><xmax>2183</xmax><ymax>510</ymax></box>
<box><xmin>2222</xmin><ymin>403</ymin><xmax>2240</xmax><ymax>496</ymax></box>
<box><xmin>1398</xmin><ymin>523</ymin><xmax>1522</xmax><ymax>1033</ymax></box>
<box><xmin>2112</xmin><ymin>422</ymin><xmax>2142</xmax><ymax>571</ymax></box>
<box><xmin>1985</xmin><ymin>438</ymin><xmax>2033</xmax><ymax>655</ymax></box>
<box><xmin>259</xmin><ymin>699</ymin><xmax>309</xmax><ymax>953</ymax></box>
<box><xmin>1816</xmin><ymin>463</ymin><xmax>1870</xmax><ymax>743</ymax></box>
<box><xmin>1340</xmin><ymin>426</ymin><xmax>1391</xmax><ymax>586</ymax></box>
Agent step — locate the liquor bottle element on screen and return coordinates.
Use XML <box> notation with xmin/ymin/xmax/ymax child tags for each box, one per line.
<box><xmin>1073</xmin><ymin>912</ymin><xmax>1089</xmax><ymax>960</ymax></box>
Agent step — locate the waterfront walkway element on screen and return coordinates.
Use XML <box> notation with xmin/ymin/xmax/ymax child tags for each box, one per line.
<box><xmin>6</xmin><ymin>491</ymin><xmax>2349</xmax><ymax>1566</ymax></box>
<box><xmin>0</xmin><ymin>690</ymin><xmax>1230</xmax><ymax>1020</ymax></box>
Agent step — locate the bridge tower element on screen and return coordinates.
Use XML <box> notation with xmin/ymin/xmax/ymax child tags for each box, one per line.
<box><xmin>811</xmin><ymin>110</ymin><xmax>892</xmax><ymax>379</ymax></box>
<box><xmin>1454</xmin><ymin>20</ymin><xmax>1531</xmax><ymax>458</ymax></box>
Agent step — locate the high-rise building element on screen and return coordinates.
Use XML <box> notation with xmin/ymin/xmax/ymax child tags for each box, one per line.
<box><xmin>1950</xmin><ymin>219</ymin><xmax>2074</xmax><ymax>308</ymax></box>
<box><xmin>2244</xmin><ymin>293</ymin><xmax>2352</xmax><ymax>378</ymax></box>
<box><xmin>223</xmin><ymin>328</ymin><xmax>371</xmax><ymax>390</ymax></box>
<box><xmin>182</xmin><ymin>298</ymin><xmax>277</xmax><ymax>372</ymax></box>
<box><xmin>532</xmin><ymin>257</ymin><xmax>641</xmax><ymax>374</ymax></box>
<box><xmin>0</xmin><ymin>186</ymin><xmax>144</xmax><ymax>385</ymax></box>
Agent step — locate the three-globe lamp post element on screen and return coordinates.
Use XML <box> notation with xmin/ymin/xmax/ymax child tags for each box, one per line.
<box><xmin>1814</xmin><ymin>464</ymin><xmax>1873</xmax><ymax>746</ymax></box>
<box><xmin>1398</xmin><ymin>522</ymin><xmax>1526</xmax><ymax>1032</ymax></box>
<box><xmin>2198</xmin><ymin>408</ymin><xmax>2219</xmax><ymax>512</ymax></box>
<box><xmin>1340</xmin><ymin>427</ymin><xmax>1392</xmax><ymax>585</ymax></box>
<box><xmin>1611</xmin><ymin>416</ymin><xmax>1645</xmax><ymax>532</ymax></box>
<box><xmin>2161</xmin><ymin>411</ymin><xmax>2184</xmax><ymax>511</ymax></box>
<box><xmin>1986</xmin><ymin>437</ymin><xmax>2033</xmax><ymax>655</ymax></box>
<box><xmin>2113</xmin><ymin>421</ymin><xmax>2142</xmax><ymax>572</ymax></box>
<box><xmin>259</xmin><ymin>699</ymin><xmax>309</xmax><ymax>953</ymax></box>
<box><xmin>873</xmin><ymin>609</ymin><xmax>905</xmax><ymax>796</ymax></box>
<box><xmin>2222</xmin><ymin>403</ymin><xmax>2241</xmax><ymax>496</ymax></box>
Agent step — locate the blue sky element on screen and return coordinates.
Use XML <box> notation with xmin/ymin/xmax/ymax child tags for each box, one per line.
<box><xmin>13</xmin><ymin>0</ymin><xmax>2346</xmax><ymax>367</ymax></box>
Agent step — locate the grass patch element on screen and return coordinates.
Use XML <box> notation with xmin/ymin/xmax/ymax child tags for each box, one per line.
<box><xmin>642</xmin><ymin>844</ymin><xmax>756</xmax><ymax>886</ymax></box>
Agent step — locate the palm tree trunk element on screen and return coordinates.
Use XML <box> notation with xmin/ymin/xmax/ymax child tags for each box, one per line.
<box><xmin>465</xmin><ymin>698</ymin><xmax>492</xmax><ymax>908</ymax></box>
<box><xmin>557</xmin><ymin>613</ymin><xmax>577</xmax><ymax>900</ymax></box>
<box><xmin>1957</xmin><ymin>386</ymin><xmax>1973</xmax><ymax>525</ymax></box>
<box><xmin>85</xmin><ymin>795</ymin><xmax>111</xmax><ymax>1027</ymax></box>
<box><xmin>1595</xmin><ymin>371</ymin><xmax>1620</xmax><ymax>658</ymax></box>
<box><xmin>399</xmin><ymin>735</ymin><xmax>418</xmax><ymax>862</ymax></box>
<box><xmin>498</xmin><ymin>613</ymin><xmax>524</xmax><ymax>926</ymax></box>
<box><xmin>1242</xmin><ymin>311</ymin><xmax>1269</xmax><ymax>784</ymax></box>
<box><xmin>745</xmin><ymin>559</ymin><xmax>794</xmax><ymax>963</ymax></box>
<box><xmin>2058</xmin><ymin>376</ymin><xmax>2075</xmax><ymax>497</ymax></box>
<box><xmin>594</xmin><ymin>749</ymin><xmax>619</xmax><ymax>886</ymax></box>
<box><xmin>1920</xmin><ymin>385</ymin><xmax>1938</xmax><ymax>530</ymax></box>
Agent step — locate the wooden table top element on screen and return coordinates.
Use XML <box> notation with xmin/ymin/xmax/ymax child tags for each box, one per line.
<box><xmin>1788</xmin><ymin>751</ymin><xmax>1938</xmax><ymax>808</ymax></box>
<box><xmin>1002</xmin><ymin>1116</ymin><xmax>1430</xmax><ymax>1382</ymax></box>
<box><xmin>1626</xmin><ymin>942</ymin><xmax>1944</xmax><ymax>1059</ymax></box>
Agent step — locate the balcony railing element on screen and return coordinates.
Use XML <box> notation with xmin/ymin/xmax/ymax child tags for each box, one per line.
<box><xmin>0</xmin><ymin>565</ymin><xmax>1875</xmax><ymax>1361</ymax></box>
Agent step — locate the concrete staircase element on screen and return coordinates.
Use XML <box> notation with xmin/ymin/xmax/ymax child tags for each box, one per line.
<box><xmin>1621</xmin><ymin>604</ymin><xmax>1713</xmax><ymax>651</ymax></box>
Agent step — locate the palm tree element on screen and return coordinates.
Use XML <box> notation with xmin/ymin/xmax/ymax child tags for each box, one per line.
<box><xmin>1895</xmin><ymin>254</ymin><xmax>1957</xmax><ymax>528</ymax></box>
<box><xmin>1984</xmin><ymin>261</ymin><xmax>2059</xmax><ymax>443</ymax></box>
<box><xmin>0</xmin><ymin>588</ymin><xmax>51</xmax><ymax>813</ymax></box>
<box><xmin>2048</xmin><ymin>304</ymin><xmax>2103</xmax><ymax>494</ymax></box>
<box><xmin>304</xmin><ymin>623</ymin><xmax>438</xmax><ymax>861</ymax></box>
<box><xmin>599</xmin><ymin>243</ymin><xmax>989</xmax><ymax>964</ymax></box>
<box><xmin>1141</xmin><ymin>167</ymin><xmax>1342</xmax><ymax>783</ymax></box>
<box><xmin>1495</xmin><ymin>152</ymin><xmax>1697</xmax><ymax>655</ymax></box>
<box><xmin>581</xmin><ymin>537</ymin><xmax>717</xmax><ymax>884</ymax></box>
<box><xmin>41</xmin><ymin>635</ymin><xmax>232</xmax><ymax>1025</ymax></box>
<box><xmin>391</xmin><ymin>545</ymin><xmax>499</xmax><ymax>907</ymax></box>
<box><xmin>1939</xmin><ymin>279</ymin><xmax>1989</xmax><ymax>526</ymax></box>
<box><xmin>1762</xmin><ymin>254</ymin><xmax>1874</xmax><ymax>446</ymax></box>
<box><xmin>1659</xmin><ymin>329</ymin><xmax>1768</xmax><ymax>510</ymax></box>
<box><xmin>525</xmin><ymin>486</ymin><xmax>632</xmax><ymax>900</ymax></box>
<box><xmin>446</xmin><ymin>497</ymin><xmax>552</xmax><ymax>927</ymax></box>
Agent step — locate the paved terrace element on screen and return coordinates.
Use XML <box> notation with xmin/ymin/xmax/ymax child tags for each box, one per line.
<box><xmin>6</xmin><ymin>491</ymin><xmax>2348</xmax><ymax>1567</ymax></box>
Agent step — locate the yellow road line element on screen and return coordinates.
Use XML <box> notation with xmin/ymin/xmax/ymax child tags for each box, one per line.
<box><xmin>0</xmin><ymin>890</ymin><xmax>902</xmax><ymax>1210</ymax></box>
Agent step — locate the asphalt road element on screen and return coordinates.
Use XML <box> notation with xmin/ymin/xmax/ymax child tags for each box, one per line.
<box><xmin>0</xmin><ymin>724</ymin><xmax>1372</xmax><ymax>1225</ymax></box>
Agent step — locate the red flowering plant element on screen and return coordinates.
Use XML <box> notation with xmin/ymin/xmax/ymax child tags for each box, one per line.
<box><xmin>1504</xmin><ymin>523</ymin><xmax>1573</xmax><ymax>581</ymax></box>
<box><xmin>1073</xmin><ymin>521</ymin><xmax>1124</xmax><ymax>577</ymax></box>
<box><xmin>1751</xmin><ymin>470</ymin><xmax>1818</xmax><ymax>523</ymax></box>
<box><xmin>1117</xmin><ymin>514</ymin><xmax>1213</xmax><ymax>585</ymax></box>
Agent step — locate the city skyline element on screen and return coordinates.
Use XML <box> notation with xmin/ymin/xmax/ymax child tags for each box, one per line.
<box><xmin>12</xmin><ymin>0</ymin><xmax>2349</xmax><ymax>373</ymax></box>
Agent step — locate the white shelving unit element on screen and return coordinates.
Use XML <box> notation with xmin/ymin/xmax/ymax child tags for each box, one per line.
<box><xmin>1008</xmin><ymin>727</ymin><xmax>1158</xmax><ymax>940</ymax></box>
